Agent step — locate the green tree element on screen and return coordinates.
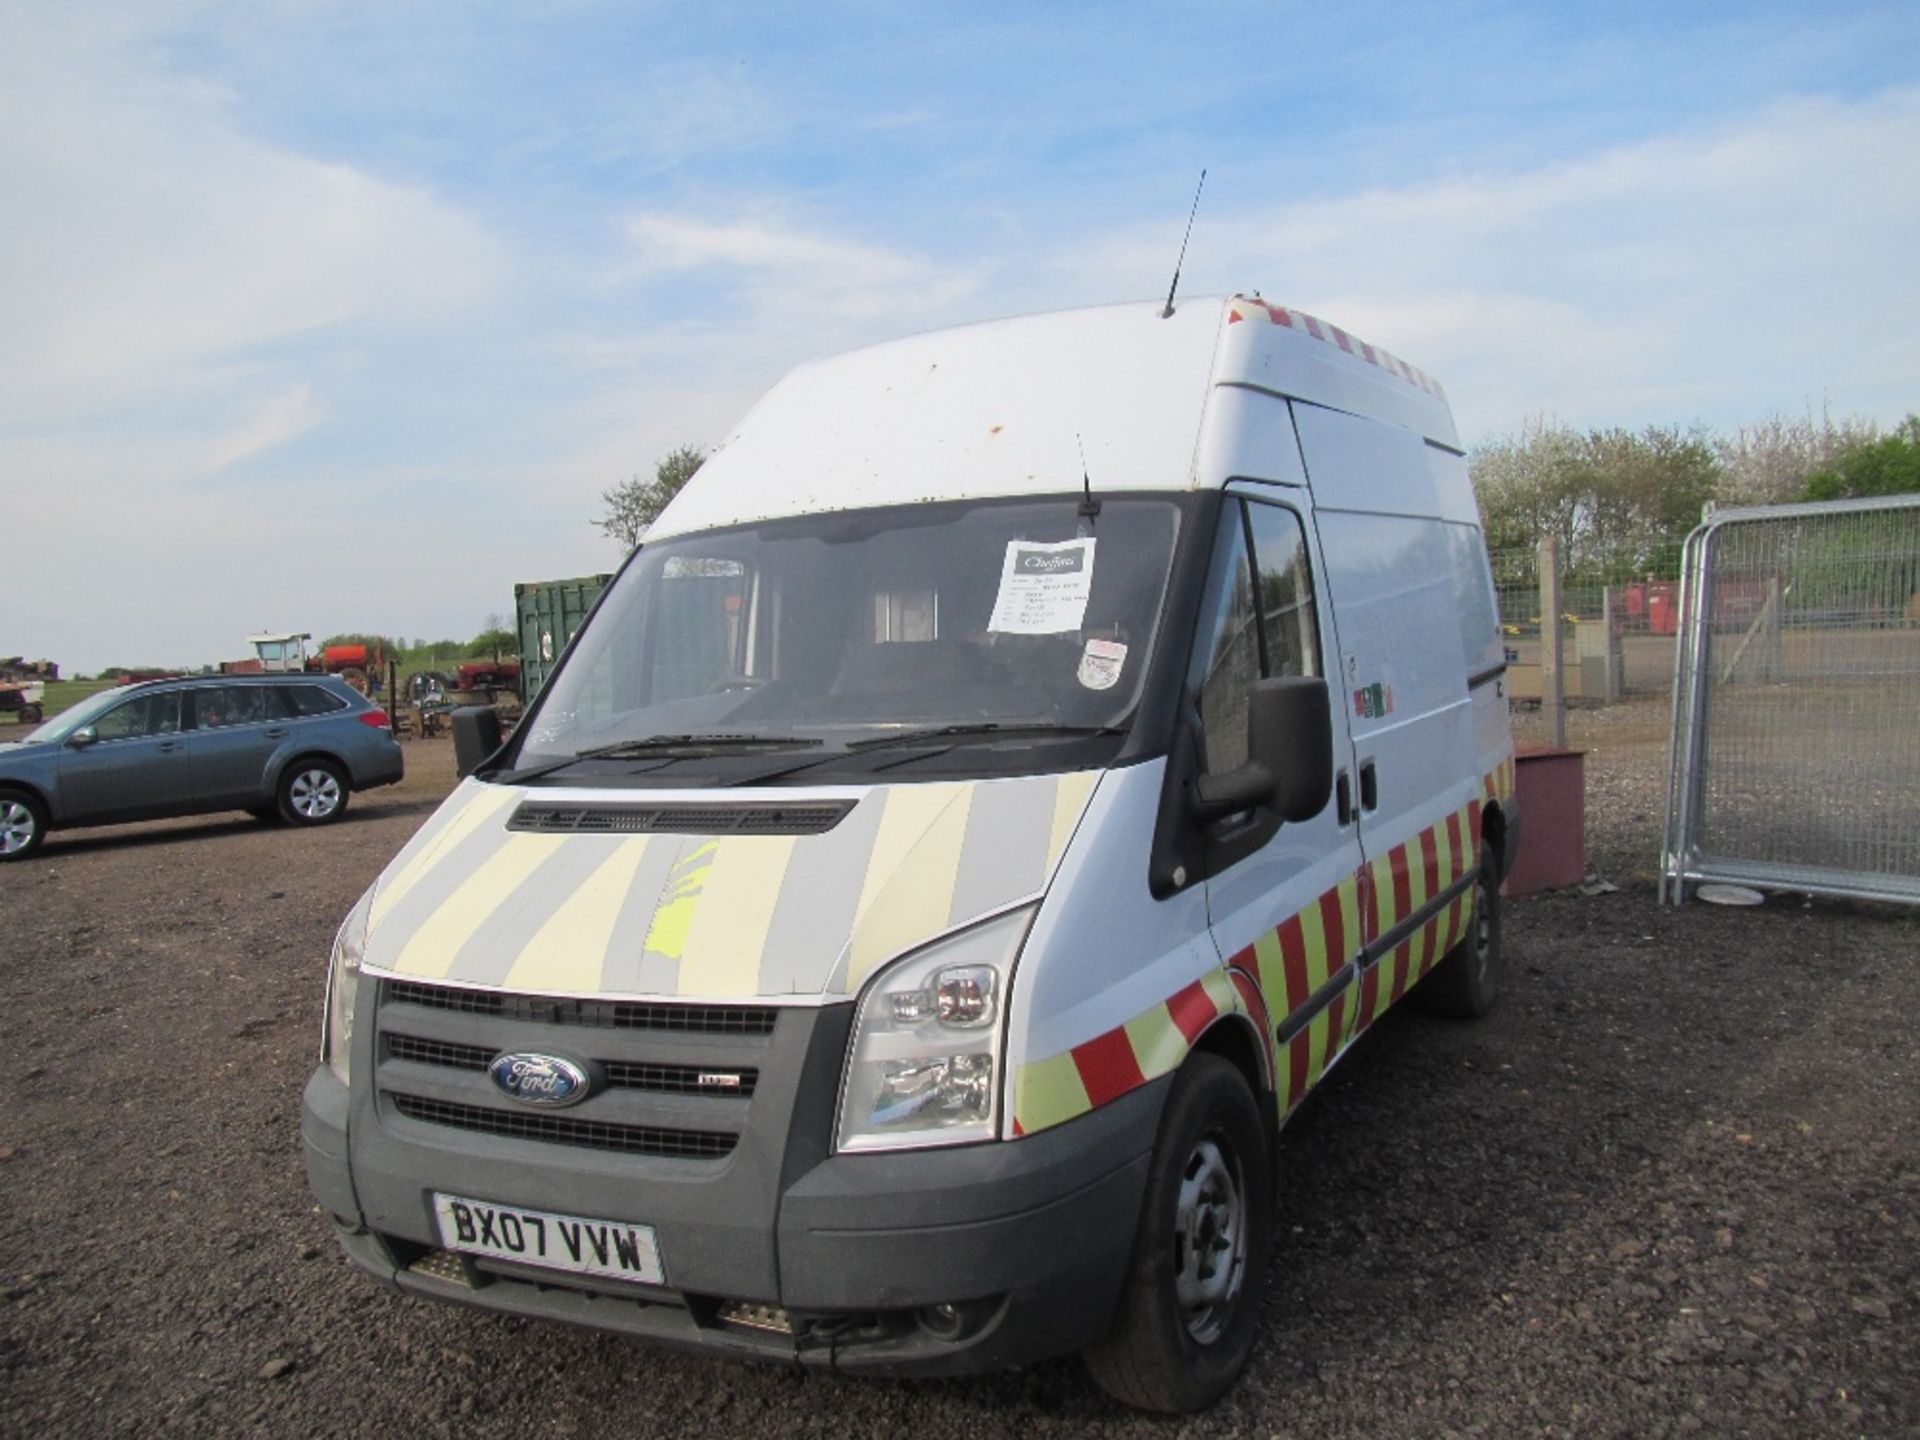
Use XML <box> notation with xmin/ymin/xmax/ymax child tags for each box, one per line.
<box><xmin>595</xmin><ymin>444</ymin><xmax>706</xmax><ymax>549</ymax></box>
<box><xmin>1801</xmin><ymin>416</ymin><xmax>1920</xmax><ymax>500</ymax></box>
<box><xmin>1470</xmin><ymin>420</ymin><xmax>1719</xmax><ymax>580</ymax></box>
<box><xmin>469</xmin><ymin>612</ymin><xmax>517</xmax><ymax>660</ymax></box>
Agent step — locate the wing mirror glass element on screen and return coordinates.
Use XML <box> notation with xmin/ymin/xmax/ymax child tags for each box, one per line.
<box><xmin>1193</xmin><ymin>675</ymin><xmax>1333</xmax><ymax>823</ymax></box>
<box><xmin>68</xmin><ymin>725</ymin><xmax>98</xmax><ymax>748</ymax></box>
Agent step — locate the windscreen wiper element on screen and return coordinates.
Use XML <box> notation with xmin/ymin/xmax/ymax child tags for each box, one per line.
<box><xmin>846</xmin><ymin>722</ymin><xmax>1125</xmax><ymax>754</ymax></box>
<box><xmin>577</xmin><ymin>733</ymin><xmax>822</xmax><ymax>759</ymax></box>
<box><xmin>491</xmin><ymin>733</ymin><xmax>821</xmax><ymax>784</ymax></box>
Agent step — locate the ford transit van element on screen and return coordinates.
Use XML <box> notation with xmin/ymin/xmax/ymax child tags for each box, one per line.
<box><xmin>302</xmin><ymin>295</ymin><xmax>1518</xmax><ymax>1413</ymax></box>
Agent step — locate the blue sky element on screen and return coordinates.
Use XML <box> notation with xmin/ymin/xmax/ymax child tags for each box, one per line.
<box><xmin>5</xmin><ymin>1</ymin><xmax>1918</xmax><ymax>672</ymax></box>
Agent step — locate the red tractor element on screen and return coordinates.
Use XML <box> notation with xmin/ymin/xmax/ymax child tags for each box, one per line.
<box><xmin>234</xmin><ymin>633</ymin><xmax>381</xmax><ymax>694</ymax></box>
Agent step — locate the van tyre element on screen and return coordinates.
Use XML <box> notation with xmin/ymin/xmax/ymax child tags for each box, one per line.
<box><xmin>278</xmin><ymin>759</ymin><xmax>350</xmax><ymax>826</ymax></box>
<box><xmin>0</xmin><ymin>789</ymin><xmax>47</xmax><ymax>860</ymax></box>
<box><xmin>1083</xmin><ymin>1052</ymin><xmax>1271</xmax><ymax>1414</ymax></box>
<box><xmin>1417</xmin><ymin>839</ymin><xmax>1503</xmax><ymax>1018</ymax></box>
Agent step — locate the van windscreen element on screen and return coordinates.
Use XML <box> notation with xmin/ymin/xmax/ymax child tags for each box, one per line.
<box><xmin>517</xmin><ymin>494</ymin><xmax>1182</xmax><ymax>767</ymax></box>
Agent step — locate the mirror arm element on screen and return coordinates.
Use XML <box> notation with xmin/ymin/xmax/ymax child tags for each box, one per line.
<box><xmin>1193</xmin><ymin>761</ymin><xmax>1274</xmax><ymax>819</ymax></box>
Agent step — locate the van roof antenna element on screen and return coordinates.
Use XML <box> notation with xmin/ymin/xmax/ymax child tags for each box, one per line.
<box><xmin>1160</xmin><ymin>168</ymin><xmax>1207</xmax><ymax>319</ymax></box>
<box><xmin>1076</xmin><ymin>434</ymin><xmax>1101</xmax><ymax>526</ymax></box>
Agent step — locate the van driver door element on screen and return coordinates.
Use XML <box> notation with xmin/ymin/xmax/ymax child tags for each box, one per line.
<box><xmin>1195</xmin><ymin>486</ymin><xmax>1365</xmax><ymax>1116</ymax></box>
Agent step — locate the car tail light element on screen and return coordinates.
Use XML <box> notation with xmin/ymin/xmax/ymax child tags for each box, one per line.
<box><xmin>358</xmin><ymin>710</ymin><xmax>391</xmax><ymax>729</ymax></box>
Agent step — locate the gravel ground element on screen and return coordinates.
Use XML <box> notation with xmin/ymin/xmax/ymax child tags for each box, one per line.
<box><xmin>2</xmin><ymin>704</ymin><xmax>1916</xmax><ymax>1437</ymax></box>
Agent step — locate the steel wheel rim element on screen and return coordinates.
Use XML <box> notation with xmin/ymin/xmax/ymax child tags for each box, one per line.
<box><xmin>290</xmin><ymin>770</ymin><xmax>341</xmax><ymax>819</ymax></box>
<box><xmin>1173</xmin><ymin>1131</ymin><xmax>1248</xmax><ymax>1343</ymax></box>
<box><xmin>1</xmin><ymin>800</ymin><xmax>35</xmax><ymax>854</ymax></box>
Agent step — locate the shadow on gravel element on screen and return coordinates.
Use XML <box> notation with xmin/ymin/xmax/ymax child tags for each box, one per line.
<box><xmin>37</xmin><ymin>799</ymin><xmax>437</xmax><ymax>859</ymax></box>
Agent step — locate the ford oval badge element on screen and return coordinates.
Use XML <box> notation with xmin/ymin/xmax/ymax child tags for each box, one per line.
<box><xmin>488</xmin><ymin>1052</ymin><xmax>591</xmax><ymax>1108</ymax></box>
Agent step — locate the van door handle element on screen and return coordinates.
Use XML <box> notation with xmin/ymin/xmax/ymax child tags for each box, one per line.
<box><xmin>264</xmin><ymin>728</ymin><xmax>290</xmax><ymax>739</ymax></box>
<box><xmin>1359</xmin><ymin>760</ymin><xmax>1378</xmax><ymax>812</ymax></box>
<box><xmin>1335</xmin><ymin>770</ymin><xmax>1353</xmax><ymax>826</ymax></box>
<box><xmin>157</xmin><ymin>741</ymin><xmax>184</xmax><ymax>754</ymax></box>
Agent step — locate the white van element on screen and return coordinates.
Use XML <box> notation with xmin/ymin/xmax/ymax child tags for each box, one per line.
<box><xmin>302</xmin><ymin>295</ymin><xmax>1518</xmax><ymax>1413</ymax></box>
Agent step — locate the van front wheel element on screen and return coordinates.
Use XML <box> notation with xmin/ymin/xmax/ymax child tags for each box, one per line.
<box><xmin>1082</xmin><ymin>1052</ymin><xmax>1271</xmax><ymax>1414</ymax></box>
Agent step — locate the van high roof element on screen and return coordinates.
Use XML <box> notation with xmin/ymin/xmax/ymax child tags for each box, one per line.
<box><xmin>647</xmin><ymin>295</ymin><xmax>1459</xmax><ymax>541</ymax></box>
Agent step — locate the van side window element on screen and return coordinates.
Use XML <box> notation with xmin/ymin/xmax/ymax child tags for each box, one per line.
<box><xmin>1193</xmin><ymin>499</ymin><xmax>1324</xmax><ymax>775</ymax></box>
<box><xmin>1244</xmin><ymin>501</ymin><xmax>1322</xmax><ymax>682</ymax></box>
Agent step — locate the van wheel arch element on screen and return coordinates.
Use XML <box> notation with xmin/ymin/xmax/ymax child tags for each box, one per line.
<box><xmin>1190</xmin><ymin>1012</ymin><xmax>1274</xmax><ymax>1116</ymax></box>
<box><xmin>1481</xmin><ymin>801</ymin><xmax>1509</xmax><ymax>880</ymax></box>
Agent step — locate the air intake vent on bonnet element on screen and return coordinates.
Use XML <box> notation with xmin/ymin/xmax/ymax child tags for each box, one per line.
<box><xmin>508</xmin><ymin>800</ymin><xmax>855</xmax><ymax>836</ymax></box>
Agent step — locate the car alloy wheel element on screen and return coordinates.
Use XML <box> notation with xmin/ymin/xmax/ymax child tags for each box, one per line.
<box><xmin>289</xmin><ymin>768</ymin><xmax>343</xmax><ymax>820</ymax></box>
<box><xmin>1</xmin><ymin>797</ymin><xmax>39</xmax><ymax>855</ymax></box>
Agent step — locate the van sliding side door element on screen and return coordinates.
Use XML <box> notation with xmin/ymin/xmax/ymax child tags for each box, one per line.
<box><xmin>1195</xmin><ymin>484</ymin><xmax>1366</xmax><ymax>1117</ymax></box>
<box><xmin>1291</xmin><ymin>401</ymin><xmax>1483</xmax><ymax>1034</ymax></box>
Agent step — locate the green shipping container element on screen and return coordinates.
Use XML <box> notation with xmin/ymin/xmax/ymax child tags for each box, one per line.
<box><xmin>515</xmin><ymin>574</ymin><xmax>613</xmax><ymax>700</ymax></box>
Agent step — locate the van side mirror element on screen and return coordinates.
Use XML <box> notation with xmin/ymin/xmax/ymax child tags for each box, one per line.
<box><xmin>452</xmin><ymin>706</ymin><xmax>504</xmax><ymax>778</ymax></box>
<box><xmin>68</xmin><ymin>725</ymin><xmax>98</xmax><ymax>748</ymax></box>
<box><xmin>1193</xmin><ymin>676</ymin><xmax>1333</xmax><ymax>823</ymax></box>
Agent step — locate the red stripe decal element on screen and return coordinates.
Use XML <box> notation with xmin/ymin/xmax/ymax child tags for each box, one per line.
<box><xmin>1012</xmin><ymin>1118</ymin><xmax>1025</xmax><ymax>1137</ymax></box>
<box><xmin>1070</xmin><ymin>1028</ymin><xmax>1145</xmax><ymax>1109</ymax></box>
<box><xmin>1318</xmin><ymin>885</ymin><xmax>1348</xmax><ymax>975</ymax></box>
<box><xmin>1278</xmin><ymin>915</ymin><xmax>1311</xmax><ymax>1012</ymax></box>
<box><xmin>1325</xmin><ymin>989</ymin><xmax>1348</xmax><ymax>1058</ymax></box>
<box><xmin>1420</xmin><ymin>827</ymin><xmax>1440</xmax><ymax>905</ymax></box>
<box><xmin>1468</xmin><ymin>798</ymin><xmax>1483</xmax><ymax>848</ymax></box>
<box><xmin>1357</xmin><ymin>965</ymin><xmax>1380</xmax><ymax>1029</ymax></box>
<box><xmin>1392</xmin><ymin>844</ymin><xmax>1413</xmax><ymax>927</ymax></box>
<box><xmin>1446</xmin><ymin>811</ymin><xmax>1465</xmax><ymax>884</ymax></box>
<box><xmin>1166</xmin><ymin>980</ymin><xmax>1219</xmax><ymax>1045</ymax></box>
<box><xmin>1389</xmin><ymin>943</ymin><xmax>1410</xmax><ymax>1003</ymax></box>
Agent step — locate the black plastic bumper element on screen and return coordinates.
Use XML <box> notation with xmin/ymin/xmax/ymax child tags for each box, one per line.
<box><xmin>302</xmin><ymin>1036</ymin><xmax>1162</xmax><ymax>1377</ymax></box>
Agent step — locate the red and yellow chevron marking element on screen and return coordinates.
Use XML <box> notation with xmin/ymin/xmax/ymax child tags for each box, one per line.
<box><xmin>1010</xmin><ymin>756</ymin><xmax>1514</xmax><ymax>1139</ymax></box>
<box><xmin>1011</xmin><ymin>968</ymin><xmax>1244</xmax><ymax>1137</ymax></box>
<box><xmin>1227</xmin><ymin>296</ymin><xmax>1447</xmax><ymax>401</ymax></box>
<box><xmin>1233</xmin><ymin>872</ymin><xmax>1362</xmax><ymax>1114</ymax></box>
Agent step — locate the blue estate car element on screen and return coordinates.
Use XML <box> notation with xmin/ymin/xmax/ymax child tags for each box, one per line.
<box><xmin>0</xmin><ymin>674</ymin><xmax>403</xmax><ymax>860</ymax></box>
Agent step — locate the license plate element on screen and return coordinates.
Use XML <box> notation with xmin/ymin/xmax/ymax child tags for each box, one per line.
<box><xmin>432</xmin><ymin>1193</ymin><xmax>666</xmax><ymax>1285</ymax></box>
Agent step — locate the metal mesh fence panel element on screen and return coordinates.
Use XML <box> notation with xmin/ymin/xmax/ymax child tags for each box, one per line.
<box><xmin>1490</xmin><ymin>541</ymin><xmax>1685</xmax><ymax>701</ymax></box>
<box><xmin>1662</xmin><ymin>495</ymin><xmax>1920</xmax><ymax>904</ymax></box>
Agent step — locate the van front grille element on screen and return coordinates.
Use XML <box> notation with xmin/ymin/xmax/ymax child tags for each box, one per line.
<box><xmin>383</xmin><ymin>981</ymin><xmax>778</xmax><ymax>1036</ymax></box>
<box><xmin>384</xmin><ymin>1033</ymin><xmax>758</xmax><ymax>1096</ymax></box>
<box><xmin>389</xmin><ymin>1094</ymin><xmax>738</xmax><ymax>1160</ymax></box>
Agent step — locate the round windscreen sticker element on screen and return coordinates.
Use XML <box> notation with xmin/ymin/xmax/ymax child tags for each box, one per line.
<box><xmin>1078</xmin><ymin>638</ymin><xmax>1127</xmax><ymax>690</ymax></box>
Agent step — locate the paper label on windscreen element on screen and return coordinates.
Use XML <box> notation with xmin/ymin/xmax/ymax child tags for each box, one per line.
<box><xmin>988</xmin><ymin>538</ymin><xmax>1096</xmax><ymax>634</ymax></box>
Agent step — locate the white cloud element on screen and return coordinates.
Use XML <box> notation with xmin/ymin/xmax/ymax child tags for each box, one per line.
<box><xmin>207</xmin><ymin>383</ymin><xmax>325</xmax><ymax>470</ymax></box>
<box><xmin>1062</xmin><ymin>90</ymin><xmax>1920</xmax><ymax>438</ymax></box>
<box><xmin>0</xmin><ymin>11</ymin><xmax>500</xmax><ymax>427</ymax></box>
<box><xmin>622</xmin><ymin>211</ymin><xmax>984</xmax><ymax>337</ymax></box>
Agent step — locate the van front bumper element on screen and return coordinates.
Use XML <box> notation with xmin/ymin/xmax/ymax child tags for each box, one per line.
<box><xmin>301</xmin><ymin>1017</ymin><xmax>1162</xmax><ymax>1377</ymax></box>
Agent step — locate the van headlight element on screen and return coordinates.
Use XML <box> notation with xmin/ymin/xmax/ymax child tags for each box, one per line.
<box><xmin>836</xmin><ymin>906</ymin><xmax>1034</xmax><ymax>1153</ymax></box>
<box><xmin>323</xmin><ymin>886</ymin><xmax>374</xmax><ymax>1084</ymax></box>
